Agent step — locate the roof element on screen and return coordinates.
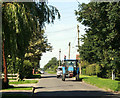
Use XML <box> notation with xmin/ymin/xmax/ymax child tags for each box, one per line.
<box><xmin>64</xmin><ymin>59</ymin><xmax>78</xmax><ymax>61</ymax></box>
<box><xmin>58</xmin><ymin>66</ymin><xmax>62</xmax><ymax>68</ymax></box>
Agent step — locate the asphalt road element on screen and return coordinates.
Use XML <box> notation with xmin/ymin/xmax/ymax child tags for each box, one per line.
<box><xmin>33</xmin><ymin>73</ymin><xmax>120</xmax><ymax>97</ymax></box>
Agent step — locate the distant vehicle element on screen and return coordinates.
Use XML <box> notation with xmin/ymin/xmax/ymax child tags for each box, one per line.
<box><xmin>56</xmin><ymin>66</ymin><xmax>62</xmax><ymax>78</ymax></box>
<box><xmin>62</xmin><ymin>59</ymin><xmax>80</xmax><ymax>81</ymax></box>
<box><xmin>40</xmin><ymin>70</ymin><xmax>45</xmax><ymax>74</ymax></box>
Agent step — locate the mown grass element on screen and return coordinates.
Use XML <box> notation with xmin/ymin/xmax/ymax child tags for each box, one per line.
<box><xmin>2</xmin><ymin>87</ymin><xmax>32</xmax><ymax>90</ymax></box>
<box><xmin>8</xmin><ymin>78</ymin><xmax>17</xmax><ymax>80</ymax></box>
<box><xmin>9</xmin><ymin>80</ymin><xmax>38</xmax><ymax>84</ymax></box>
<box><xmin>80</xmin><ymin>75</ymin><xmax>120</xmax><ymax>91</ymax></box>
<box><xmin>46</xmin><ymin>71</ymin><xmax>56</xmax><ymax>74</ymax></box>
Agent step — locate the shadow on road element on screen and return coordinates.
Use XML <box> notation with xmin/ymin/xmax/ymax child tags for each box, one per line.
<box><xmin>2</xmin><ymin>90</ymin><xmax>120</xmax><ymax>98</ymax></box>
<box><xmin>33</xmin><ymin>90</ymin><xmax>119</xmax><ymax>98</ymax></box>
<box><xmin>41</xmin><ymin>76</ymin><xmax>56</xmax><ymax>78</ymax></box>
<box><xmin>2</xmin><ymin>85</ymin><xmax>33</xmax><ymax>89</ymax></box>
<box><xmin>34</xmin><ymin>87</ymin><xmax>45</xmax><ymax>89</ymax></box>
<box><xmin>2</xmin><ymin>92</ymin><xmax>32</xmax><ymax>98</ymax></box>
<box><xmin>65</xmin><ymin>78</ymin><xmax>83</xmax><ymax>82</ymax></box>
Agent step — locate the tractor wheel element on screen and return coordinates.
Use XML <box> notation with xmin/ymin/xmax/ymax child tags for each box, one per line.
<box><xmin>62</xmin><ymin>74</ymin><xmax>65</xmax><ymax>81</ymax></box>
<box><xmin>57</xmin><ymin>75</ymin><xmax>59</xmax><ymax>78</ymax></box>
<box><xmin>76</xmin><ymin>74</ymin><xmax>79</xmax><ymax>81</ymax></box>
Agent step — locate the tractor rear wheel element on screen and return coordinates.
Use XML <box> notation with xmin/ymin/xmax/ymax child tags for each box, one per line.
<box><xmin>62</xmin><ymin>74</ymin><xmax>65</xmax><ymax>81</ymax></box>
<box><xmin>76</xmin><ymin>74</ymin><xmax>79</xmax><ymax>81</ymax></box>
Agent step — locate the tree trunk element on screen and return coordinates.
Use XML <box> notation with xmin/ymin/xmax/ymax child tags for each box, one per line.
<box><xmin>18</xmin><ymin>58</ymin><xmax>24</xmax><ymax>81</ymax></box>
<box><xmin>2</xmin><ymin>40</ymin><xmax>8</xmax><ymax>88</ymax></box>
<box><xmin>112</xmin><ymin>70</ymin><xmax>115</xmax><ymax>80</ymax></box>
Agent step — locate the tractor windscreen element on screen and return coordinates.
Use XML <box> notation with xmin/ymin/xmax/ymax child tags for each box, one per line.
<box><xmin>66</xmin><ymin>61</ymin><xmax>76</xmax><ymax>67</ymax></box>
<box><xmin>58</xmin><ymin>68</ymin><xmax>62</xmax><ymax>71</ymax></box>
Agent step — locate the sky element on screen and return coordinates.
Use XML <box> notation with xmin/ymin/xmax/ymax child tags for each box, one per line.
<box><xmin>40</xmin><ymin>0</ymin><xmax>90</xmax><ymax>68</ymax></box>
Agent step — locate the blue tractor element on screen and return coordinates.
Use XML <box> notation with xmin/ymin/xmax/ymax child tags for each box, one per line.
<box><xmin>62</xmin><ymin>59</ymin><xmax>80</xmax><ymax>81</ymax></box>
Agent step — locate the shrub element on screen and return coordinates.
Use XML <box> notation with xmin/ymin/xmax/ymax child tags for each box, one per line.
<box><xmin>106</xmin><ymin>69</ymin><xmax>112</xmax><ymax>78</ymax></box>
<box><xmin>115</xmin><ymin>71</ymin><xmax>120</xmax><ymax>80</ymax></box>
<box><xmin>96</xmin><ymin>64</ymin><xmax>101</xmax><ymax>74</ymax></box>
<box><xmin>97</xmin><ymin>66</ymin><xmax>108</xmax><ymax>78</ymax></box>
<box><xmin>81</xmin><ymin>68</ymin><xmax>86</xmax><ymax>75</ymax></box>
<box><xmin>54</xmin><ymin>66</ymin><xmax>58</xmax><ymax>72</ymax></box>
<box><xmin>23</xmin><ymin>60</ymin><xmax>33</xmax><ymax>78</ymax></box>
<box><xmin>7</xmin><ymin>58</ymin><xmax>19</xmax><ymax>74</ymax></box>
<box><xmin>81</xmin><ymin>60</ymin><xmax>90</xmax><ymax>68</ymax></box>
<box><xmin>86</xmin><ymin>64</ymin><xmax>96</xmax><ymax>75</ymax></box>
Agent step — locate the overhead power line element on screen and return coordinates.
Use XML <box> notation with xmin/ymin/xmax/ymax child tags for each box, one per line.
<box><xmin>46</xmin><ymin>26</ymin><xmax>76</xmax><ymax>34</ymax></box>
<box><xmin>48</xmin><ymin>36</ymin><xmax>77</xmax><ymax>41</ymax></box>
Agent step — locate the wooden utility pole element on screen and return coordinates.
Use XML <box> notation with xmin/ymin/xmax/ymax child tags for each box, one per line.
<box><xmin>77</xmin><ymin>25</ymin><xmax>81</xmax><ymax>75</ymax></box>
<box><xmin>59</xmin><ymin>49</ymin><xmax>61</xmax><ymax>66</ymax></box>
<box><xmin>68</xmin><ymin>42</ymin><xmax>71</xmax><ymax>59</ymax></box>
<box><xmin>77</xmin><ymin>25</ymin><xmax>80</xmax><ymax>48</ymax></box>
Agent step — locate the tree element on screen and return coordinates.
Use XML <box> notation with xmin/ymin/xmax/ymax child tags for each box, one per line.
<box><xmin>25</xmin><ymin>30</ymin><xmax>52</xmax><ymax>69</ymax></box>
<box><xmin>2</xmin><ymin>2</ymin><xmax>60</xmax><ymax>84</ymax></box>
<box><xmin>75</xmin><ymin>2</ymin><xmax>120</xmax><ymax>79</ymax></box>
<box><xmin>44</xmin><ymin>57</ymin><xmax>58</xmax><ymax>71</ymax></box>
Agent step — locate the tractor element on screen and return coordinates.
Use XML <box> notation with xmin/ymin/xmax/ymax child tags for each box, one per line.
<box><xmin>62</xmin><ymin>59</ymin><xmax>80</xmax><ymax>81</ymax></box>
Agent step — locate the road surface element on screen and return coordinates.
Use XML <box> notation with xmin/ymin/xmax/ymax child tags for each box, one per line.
<box><xmin>33</xmin><ymin>73</ymin><xmax>119</xmax><ymax>97</ymax></box>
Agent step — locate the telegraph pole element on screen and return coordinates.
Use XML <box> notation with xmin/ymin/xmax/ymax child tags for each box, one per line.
<box><xmin>77</xmin><ymin>25</ymin><xmax>80</xmax><ymax>48</ymax></box>
<box><xmin>68</xmin><ymin>42</ymin><xmax>71</xmax><ymax>59</ymax></box>
<box><xmin>59</xmin><ymin>49</ymin><xmax>61</xmax><ymax>66</ymax></box>
<box><xmin>77</xmin><ymin>25</ymin><xmax>81</xmax><ymax>75</ymax></box>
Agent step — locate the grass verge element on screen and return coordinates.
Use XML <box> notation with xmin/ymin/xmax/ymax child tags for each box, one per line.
<box><xmin>9</xmin><ymin>80</ymin><xmax>38</xmax><ymax>84</ymax></box>
<box><xmin>2</xmin><ymin>86</ymin><xmax>32</xmax><ymax>90</ymax></box>
<box><xmin>9</xmin><ymin>78</ymin><xmax>17</xmax><ymax>80</ymax></box>
<box><xmin>46</xmin><ymin>71</ymin><xmax>56</xmax><ymax>74</ymax></box>
<box><xmin>80</xmin><ymin>75</ymin><xmax>120</xmax><ymax>91</ymax></box>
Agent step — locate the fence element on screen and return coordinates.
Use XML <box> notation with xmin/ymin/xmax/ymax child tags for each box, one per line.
<box><xmin>2</xmin><ymin>73</ymin><xmax>18</xmax><ymax>79</ymax></box>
